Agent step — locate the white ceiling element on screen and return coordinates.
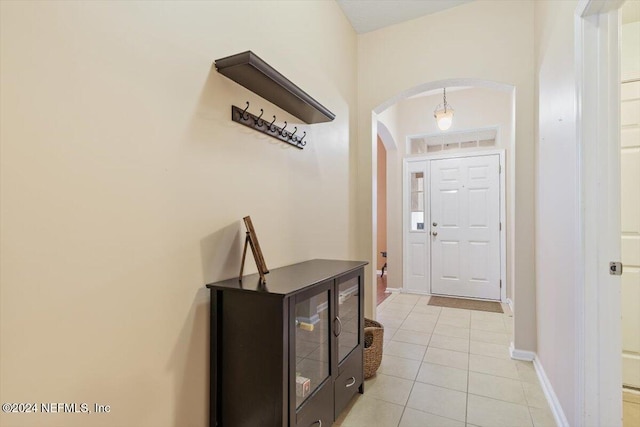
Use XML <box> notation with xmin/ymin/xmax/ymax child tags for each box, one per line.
<box><xmin>336</xmin><ymin>0</ymin><xmax>474</xmax><ymax>34</ymax></box>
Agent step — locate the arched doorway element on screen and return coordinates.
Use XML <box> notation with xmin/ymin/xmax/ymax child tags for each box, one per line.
<box><xmin>370</xmin><ymin>78</ymin><xmax>519</xmax><ymax>349</ymax></box>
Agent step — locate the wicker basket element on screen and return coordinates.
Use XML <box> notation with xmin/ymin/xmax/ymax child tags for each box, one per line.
<box><xmin>363</xmin><ymin>318</ymin><xmax>384</xmax><ymax>379</ymax></box>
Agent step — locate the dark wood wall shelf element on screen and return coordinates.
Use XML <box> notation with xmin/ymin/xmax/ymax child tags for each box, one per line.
<box><xmin>215</xmin><ymin>51</ymin><xmax>335</xmax><ymax>124</ymax></box>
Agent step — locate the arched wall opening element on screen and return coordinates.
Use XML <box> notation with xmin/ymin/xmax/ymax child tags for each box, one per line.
<box><xmin>356</xmin><ymin>0</ymin><xmax>536</xmax><ymax>355</ymax></box>
<box><xmin>370</xmin><ymin>77</ymin><xmax>519</xmax><ymax>348</ymax></box>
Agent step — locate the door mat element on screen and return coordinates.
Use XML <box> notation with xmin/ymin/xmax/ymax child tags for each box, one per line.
<box><xmin>428</xmin><ymin>296</ymin><xmax>503</xmax><ymax>313</ymax></box>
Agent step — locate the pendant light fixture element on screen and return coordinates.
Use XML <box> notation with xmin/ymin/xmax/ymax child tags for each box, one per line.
<box><xmin>434</xmin><ymin>88</ymin><xmax>454</xmax><ymax>131</ymax></box>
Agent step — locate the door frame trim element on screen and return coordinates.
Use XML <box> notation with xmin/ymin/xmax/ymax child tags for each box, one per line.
<box><xmin>403</xmin><ymin>149</ymin><xmax>507</xmax><ymax>302</ymax></box>
<box><xmin>575</xmin><ymin>0</ymin><xmax>624</xmax><ymax>425</ymax></box>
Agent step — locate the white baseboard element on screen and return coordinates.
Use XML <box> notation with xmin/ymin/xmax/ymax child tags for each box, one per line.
<box><xmin>509</xmin><ymin>343</ymin><xmax>535</xmax><ymax>361</ymax></box>
<box><xmin>401</xmin><ymin>290</ymin><xmax>431</xmax><ymax>295</ymax></box>
<box><xmin>508</xmin><ymin>348</ymin><xmax>569</xmax><ymax>427</ymax></box>
<box><xmin>385</xmin><ymin>287</ymin><xmax>401</xmax><ymax>293</ymax></box>
<box><xmin>533</xmin><ymin>356</ymin><xmax>570</xmax><ymax>427</ymax></box>
<box><xmin>506</xmin><ymin>298</ymin><xmax>514</xmax><ymax>313</ymax></box>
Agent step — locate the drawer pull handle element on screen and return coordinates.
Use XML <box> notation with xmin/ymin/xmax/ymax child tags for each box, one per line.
<box><xmin>311</xmin><ymin>420</ymin><xmax>322</xmax><ymax>427</ymax></box>
<box><xmin>345</xmin><ymin>376</ymin><xmax>356</xmax><ymax>387</ymax></box>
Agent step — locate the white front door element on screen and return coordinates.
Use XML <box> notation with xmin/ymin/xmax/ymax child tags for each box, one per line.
<box><xmin>621</xmin><ymin>79</ymin><xmax>640</xmax><ymax>389</ymax></box>
<box><xmin>430</xmin><ymin>155</ymin><xmax>501</xmax><ymax>300</ymax></box>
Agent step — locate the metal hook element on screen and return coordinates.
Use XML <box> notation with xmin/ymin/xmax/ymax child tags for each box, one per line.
<box><xmin>255</xmin><ymin>109</ymin><xmax>264</xmax><ymax>127</ymax></box>
<box><xmin>241</xmin><ymin>101</ymin><xmax>250</xmax><ymax>120</ymax></box>
<box><xmin>289</xmin><ymin>127</ymin><xmax>297</xmax><ymax>140</ymax></box>
<box><xmin>268</xmin><ymin>115</ymin><xmax>277</xmax><ymax>132</ymax></box>
<box><xmin>297</xmin><ymin>131</ymin><xmax>306</xmax><ymax>146</ymax></box>
<box><xmin>280</xmin><ymin>121</ymin><xmax>288</xmax><ymax>136</ymax></box>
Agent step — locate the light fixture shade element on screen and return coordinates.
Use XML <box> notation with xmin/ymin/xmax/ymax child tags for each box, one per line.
<box><xmin>434</xmin><ymin>108</ymin><xmax>454</xmax><ymax>131</ymax></box>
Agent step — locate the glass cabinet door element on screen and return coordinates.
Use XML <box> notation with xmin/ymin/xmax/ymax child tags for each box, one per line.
<box><xmin>337</xmin><ymin>275</ymin><xmax>361</xmax><ymax>363</ymax></box>
<box><xmin>294</xmin><ymin>289</ymin><xmax>330</xmax><ymax>409</ymax></box>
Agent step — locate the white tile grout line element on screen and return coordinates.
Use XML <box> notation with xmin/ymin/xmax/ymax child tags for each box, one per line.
<box><xmin>465</xmin><ymin>306</ymin><xmax>471</xmax><ymax>426</ymax></box>
<box><xmin>396</xmin><ymin>374</ymin><xmax>417</xmax><ymax>427</ymax></box>
<box><xmin>519</xmin><ymin>362</ymin><xmax>538</xmax><ymax>427</ymax></box>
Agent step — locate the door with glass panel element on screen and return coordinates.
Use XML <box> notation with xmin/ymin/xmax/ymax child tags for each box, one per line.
<box><xmin>292</xmin><ymin>282</ymin><xmax>333</xmax><ymax>425</ymax></box>
<box><xmin>404</xmin><ymin>161</ymin><xmax>430</xmax><ymax>293</ymax></box>
<box><xmin>404</xmin><ymin>156</ymin><xmax>501</xmax><ymax>299</ymax></box>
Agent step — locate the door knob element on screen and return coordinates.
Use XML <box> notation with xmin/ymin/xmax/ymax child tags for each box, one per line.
<box><xmin>432</xmin><ymin>231</ymin><xmax>438</xmax><ymax>236</ymax></box>
<box><xmin>433</xmin><ymin>222</ymin><xmax>437</xmax><ymax>227</ymax></box>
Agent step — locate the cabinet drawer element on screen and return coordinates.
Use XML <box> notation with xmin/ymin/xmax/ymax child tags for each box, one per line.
<box><xmin>296</xmin><ymin>378</ymin><xmax>333</xmax><ymax>427</ymax></box>
<box><xmin>334</xmin><ymin>347</ymin><xmax>363</xmax><ymax>419</ymax></box>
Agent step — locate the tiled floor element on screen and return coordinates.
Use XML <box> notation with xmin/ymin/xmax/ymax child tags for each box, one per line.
<box><xmin>334</xmin><ymin>293</ymin><xmax>556</xmax><ymax>427</ymax></box>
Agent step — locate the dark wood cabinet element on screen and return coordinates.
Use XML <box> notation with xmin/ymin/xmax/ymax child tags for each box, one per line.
<box><xmin>206</xmin><ymin>259</ymin><xmax>368</xmax><ymax>427</ymax></box>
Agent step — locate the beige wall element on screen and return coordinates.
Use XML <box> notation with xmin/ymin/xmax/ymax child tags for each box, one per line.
<box><xmin>534</xmin><ymin>0</ymin><xmax>579</xmax><ymax>424</ymax></box>
<box><xmin>376</xmin><ymin>137</ymin><xmax>387</xmax><ymax>270</ymax></box>
<box><xmin>358</xmin><ymin>0</ymin><xmax>536</xmax><ymax>351</ymax></box>
<box><xmin>377</xmin><ymin>106</ymin><xmax>402</xmax><ymax>291</ymax></box>
<box><xmin>0</xmin><ymin>2</ymin><xmax>357</xmax><ymax>426</ymax></box>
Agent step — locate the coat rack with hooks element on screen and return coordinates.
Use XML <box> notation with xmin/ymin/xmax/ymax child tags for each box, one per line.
<box><xmin>215</xmin><ymin>51</ymin><xmax>335</xmax><ymax>150</ymax></box>
<box><xmin>232</xmin><ymin>102</ymin><xmax>307</xmax><ymax>149</ymax></box>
